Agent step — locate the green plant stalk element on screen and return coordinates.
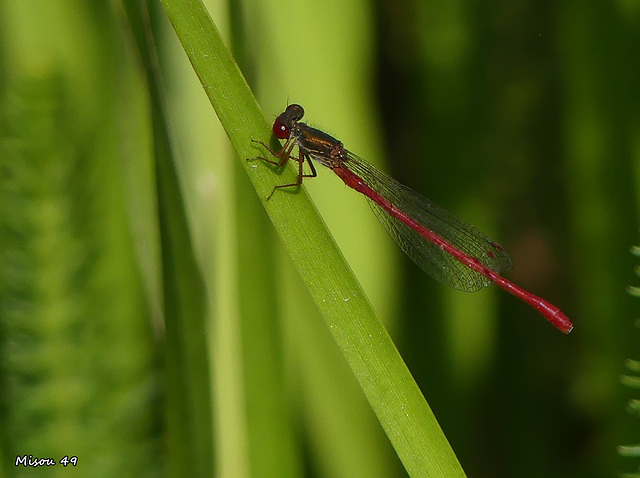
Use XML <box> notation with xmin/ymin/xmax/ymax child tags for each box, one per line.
<box><xmin>121</xmin><ymin>1</ymin><xmax>214</xmax><ymax>476</ymax></box>
<box><xmin>159</xmin><ymin>0</ymin><xmax>466</xmax><ymax>475</ymax></box>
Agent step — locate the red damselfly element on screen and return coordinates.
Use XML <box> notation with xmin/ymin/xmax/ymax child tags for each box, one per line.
<box><xmin>251</xmin><ymin>104</ymin><xmax>573</xmax><ymax>334</ymax></box>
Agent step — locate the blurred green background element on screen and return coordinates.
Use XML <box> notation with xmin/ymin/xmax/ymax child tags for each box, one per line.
<box><xmin>1</xmin><ymin>0</ymin><xmax>639</xmax><ymax>477</ymax></box>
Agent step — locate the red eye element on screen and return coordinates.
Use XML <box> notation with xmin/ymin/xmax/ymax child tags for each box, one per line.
<box><xmin>273</xmin><ymin>117</ymin><xmax>290</xmax><ymax>139</ymax></box>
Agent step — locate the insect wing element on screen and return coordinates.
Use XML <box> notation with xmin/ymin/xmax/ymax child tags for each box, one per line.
<box><xmin>342</xmin><ymin>152</ymin><xmax>513</xmax><ymax>292</ymax></box>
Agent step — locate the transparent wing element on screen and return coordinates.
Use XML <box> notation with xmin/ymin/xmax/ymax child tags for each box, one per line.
<box><xmin>341</xmin><ymin>151</ymin><xmax>513</xmax><ymax>292</ymax></box>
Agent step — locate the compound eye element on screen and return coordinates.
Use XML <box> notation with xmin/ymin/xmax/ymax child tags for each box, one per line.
<box><xmin>273</xmin><ymin>117</ymin><xmax>290</xmax><ymax>139</ymax></box>
<box><xmin>286</xmin><ymin>104</ymin><xmax>305</xmax><ymax>120</ymax></box>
